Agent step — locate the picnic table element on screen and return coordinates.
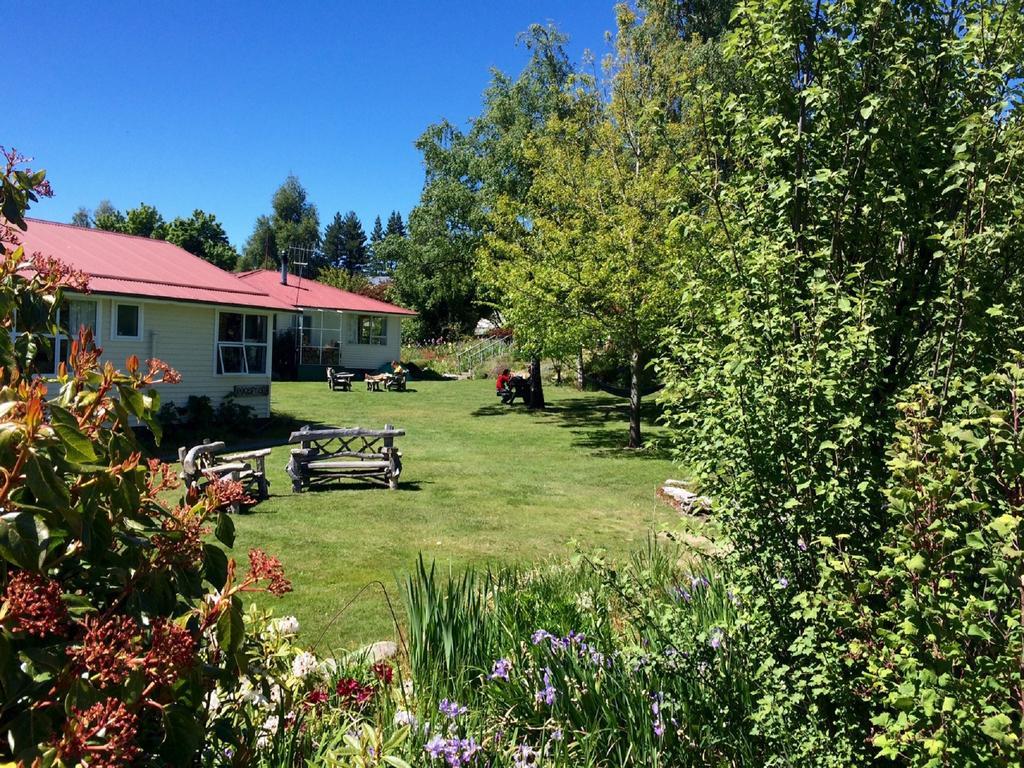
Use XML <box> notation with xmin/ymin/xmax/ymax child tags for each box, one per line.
<box><xmin>365</xmin><ymin>371</ymin><xmax>407</xmax><ymax>392</ymax></box>
<box><xmin>285</xmin><ymin>424</ymin><xmax>405</xmax><ymax>491</ymax></box>
<box><xmin>327</xmin><ymin>367</ymin><xmax>354</xmax><ymax>391</ymax></box>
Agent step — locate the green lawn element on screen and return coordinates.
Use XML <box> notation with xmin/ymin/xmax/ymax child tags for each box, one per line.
<box><xmin>227</xmin><ymin>379</ymin><xmax>680</xmax><ymax>653</ymax></box>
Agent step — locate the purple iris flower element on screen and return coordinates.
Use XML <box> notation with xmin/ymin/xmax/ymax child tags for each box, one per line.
<box><xmin>490</xmin><ymin>658</ymin><xmax>511</xmax><ymax>681</ymax></box>
<box><xmin>778</xmin><ymin>576</ymin><xmax>789</xmax><ymax>588</ymax></box>
<box><xmin>709</xmin><ymin>627</ymin><xmax>725</xmax><ymax>650</ymax></box>
<box><xmin>438</xmin><ymin>699</ymin><xmax>468</xmax><ymax>718</ymax></box>
<box><xmin>535</xmin><ymin>667</ymin><xmax>556</xmax><ymax>706</ymax></box>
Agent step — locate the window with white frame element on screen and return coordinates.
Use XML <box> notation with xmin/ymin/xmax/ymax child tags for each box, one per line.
<box><xmin>112</xmin><ymin>302</ymin><xmax>142</xmax><ymax>340</ymax></box>
<box><xmin>356</xmin><ymin>315</ymin><xmax>387</xmax><ymax>345</ymax></box>
<box><xmin>217</xmin><ymin>311</ymin><xmax>268</xmax><ymax>375</ymax></box>
<box><xmin>12</xmin><ymin>298</ymin><xmax>97</xmax><ymax>375</ymax></box>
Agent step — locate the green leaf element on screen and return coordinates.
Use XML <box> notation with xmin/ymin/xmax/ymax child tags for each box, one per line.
<box><xmin>48</xmin><ymin>404</ymin><xmax>97</xmax><ymax>463</ymax></box>
<box><xmin>214</xmin><ymin>512</ymin><xmax>235</xmax><ymax>548</ymax></box>
<box><xmin>24</xmin><ymin>454</ymin><xmax>71</xmax><ymax>510</ymax></box>
<box><xmin>216</xmin><ymin>596</ymin><xmax>244</xmax><ymax>656</ymax></box>
<box><xmin>0</xmin><ymin>511</ymin><xmax>48</xmax><ymax>570</ymax></box>
<box><xmin>980</xmin><ymin>714</ymin><xmax>1013</xmax><ymax>744</ymax></box>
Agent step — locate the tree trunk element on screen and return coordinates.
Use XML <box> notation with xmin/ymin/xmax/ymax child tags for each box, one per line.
<box><xmin>576</xmin><ymin>347</ymin><xmax>585</xmax><ymax>390</ymax></box>
<box><xmin>628</xmin><ymin>349</ymin><xmax>642</xmax><ymax>448</ymax></box>
<box><xmin>528</xmin><ymin>356</ymin><xmax>545</xmax><ymax>410</ymax></box>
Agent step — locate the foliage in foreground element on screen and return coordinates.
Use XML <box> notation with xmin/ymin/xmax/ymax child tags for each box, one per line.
<box><xmin>658</xmin><ymin>0</ymin><xmax>1024</xmax><ymax>764</ymax></box>
<box><xmin>0</xmin><ymin>151</ymin><xmax>292</xmax><ymax>766</ymax></box>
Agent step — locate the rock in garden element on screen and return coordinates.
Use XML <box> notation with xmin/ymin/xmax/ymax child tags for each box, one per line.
<box><xmin>658</xmin><ymin>480</ymin><xmax>712</xmax><ymax>515</ymax></box>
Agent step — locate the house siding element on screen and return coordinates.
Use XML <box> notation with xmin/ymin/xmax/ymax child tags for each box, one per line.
<box><xmin>91</xmin><ymin>296</ymin><xmax>273</xmax><ymax>418</ymax></box>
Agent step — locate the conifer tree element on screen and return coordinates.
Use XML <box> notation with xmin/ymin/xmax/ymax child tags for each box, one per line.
<box><xmin>385</xmin><ymin>210</ymin><xmax>406</xmax><ymax>238</ymax></box>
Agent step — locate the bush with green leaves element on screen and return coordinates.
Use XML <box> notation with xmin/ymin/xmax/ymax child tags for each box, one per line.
<box><xmin>658</xmin><ymin>0</ymin><xmax>1024</xmax><ymax>762</ymax></box>
<box><xmin>816</xmin><ymin>362</ymin><xmax>1024</xmax><ymax>766</ymax></box>
<box><xmin>0</xmin><ymin>152</ymin><xmax>292</xmax><ymax>766</ymax></box>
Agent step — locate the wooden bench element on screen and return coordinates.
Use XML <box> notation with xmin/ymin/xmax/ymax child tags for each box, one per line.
<box><xmin>326</xmin><ymin>367</ymin><xmax>354</xmax><ymax>391</ymax></box>
<box><xmin>386</xmin><ymin>371</ymin><xmax>407</xmax><ymax>391</ymax></box>
<box><xmin>365</xmin><ymin>373</ymin><xmax>389</xmax><ymax>392</ymax></box>
<box><xmin>177</xmin><ymin>440</ymin><xmax>271</xmax><ymax>511</ymax></box>
<box><xmin>285</xmin><ymin>424</ymin><xmax>404</xmax><ymax>491</ymax></box>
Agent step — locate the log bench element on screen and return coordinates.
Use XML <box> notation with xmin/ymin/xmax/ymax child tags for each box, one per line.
<box><xmin>177</xmin><ymin>440</ymin><xmax>271</xmax><ymax>511</ymax></box>
<box><xmin>285</xmin><ymin>424</ymin><xmax>404</xmax><ymax>491</ymax></box>
<box><xmin>326</xmin><ymin>367</ymin><xmax>354</xmax><ymax>391</ymax></box>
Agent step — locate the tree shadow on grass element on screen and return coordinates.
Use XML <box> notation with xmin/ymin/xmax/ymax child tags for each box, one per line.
<box><xmin>473</xmin><ymin>393</ymin><xmax>672</xmax><ymax>460</ymax></box>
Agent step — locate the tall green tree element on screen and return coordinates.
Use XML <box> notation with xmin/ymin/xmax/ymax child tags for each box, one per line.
<box><xmin>122</xmin><ymin>203</ymin><xmax>166</xmax><ymax>238</ymax></box>
<box><xmin>70</xmin><ymin>206</ymin><xmax>91</xmax><ymax>227</ymax></box>
<box><xmin>370</xmin><ymin>215</ymin><xmax>385</xmax><ymax>244</ymax></box>
<box><xmin>91</xmin><ymin>199</ymin><xmax>124</xmax><ymax>232</ymax></box>
<box><xmin>385</xmin><ymin>210</ymin><xmax>406</xmax><ymax>238</ymax></box>
<box><xmin>483</xmin><ymin>8</ymin><xmax>686</xmax><ymax>438</ymax></box>
<box><xmin>323</xmin><ymin>211</ymin><xmax>369</xmax><ymax>275</ymax></box>
<box><xmin>165</xmin><ymin>209</ymin><xmax>239</xmax><ymax>270</ymax></box>
<box><xmin>240</xmin><ymin>175</ymin><xmax>320</xmax><ymax>273</ymax></box>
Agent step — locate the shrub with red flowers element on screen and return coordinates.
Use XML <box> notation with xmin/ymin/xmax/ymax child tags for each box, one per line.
<box><xmin>0</xmin><ymin>152</ymin><xmax>292</xmax><ymax>766</ymax></box>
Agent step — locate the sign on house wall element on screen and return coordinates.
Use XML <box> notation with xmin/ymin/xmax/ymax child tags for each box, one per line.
<box><xmin>233</xmin><ymin>384</ymin><xmax>270</xmax><ymax>398</ymax></box>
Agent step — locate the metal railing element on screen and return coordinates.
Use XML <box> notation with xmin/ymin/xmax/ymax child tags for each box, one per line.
<box><xmin>455</xmin><ymin>336</ymin><xmax>513</xmax><ymax>370</ymax></box>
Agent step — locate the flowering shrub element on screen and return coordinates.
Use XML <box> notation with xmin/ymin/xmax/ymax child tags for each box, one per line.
<box><xmin>0</xmin><ymin>152</ymin><xmax>293</xmax><ymax>765</ymax></box>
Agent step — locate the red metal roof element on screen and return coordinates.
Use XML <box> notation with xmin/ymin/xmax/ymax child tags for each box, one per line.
<box><xmin>236</xmin><ymin>269</ymin><xmax>417</xmax><ymax>316</ymax></box>
<box><xmin>16</xmin><ymin>219</ymin><xmax>295</xmax><ymax>311</ymax></box>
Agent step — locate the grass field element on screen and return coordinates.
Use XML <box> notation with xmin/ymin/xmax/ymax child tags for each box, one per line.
<box><xmin>218</xmin><ymin>379</ymin><xmax>681</xmax><ymax>653</ymax></box>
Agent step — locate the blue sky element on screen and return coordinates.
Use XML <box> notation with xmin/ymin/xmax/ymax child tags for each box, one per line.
<box><xmin>11</xmin><ymin>1</ymin><xmax>617</xmax><ymax>250</ymax></box>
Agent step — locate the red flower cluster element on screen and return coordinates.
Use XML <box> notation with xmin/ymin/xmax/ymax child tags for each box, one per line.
<box><xmin>207</xmin><ymin>476</ymin><xmax>256</xmax><ymax>511</ymax></box>
<box><xmin>29</xmin><ymin>251</ymin><xmax>88</xmax><ymax>292</ymax></box>
<box><xmin>54</xmin><ymin>698</ymin><xmax>141</xmax><ymax>768</ymax></box>
<box><xmin>306</xmin><ymin>687</ymin><xmax>330</xmax><ymax>708</ymax></box>
<box><xmin>248</xmin><ymin>549</ymin><xmax>292</xmax><ymax>596</ymax></box>
<box><xmin>1</xmin><ymin>570</ymin><xmax>68</xmax><ymax>637</ymax></box>
<box><xmin>372</xmin><ymin>660</ymin><xmax>394</xmax><ymax>685</ymax></box>
<box><xmin>144</xmin><ymin>619</ymin><xmax>196</xmax><ymax>687</ymax></box>
<box><xmin>335</xmin><ymin>677</ymin><xmax>375</xmax><ymax>710</ymax></box>
<box><xmin>146</xmin><ymin>458</ymin><xmax>180</xmax><ymax>494</ymax></box>
<box><xmin>153</xmin><ymin>505</ymin><xmax>208</xmax><ymax>568</ymax></box>
<box><xmin>68</xmin><ymin>614</ymin><xmax>140</xmax><ymax>688</ymax></box>
<box><xmin>146</xmin><ymin>357</ymin><xmax>182</xmax><ymax>385</ymax></box>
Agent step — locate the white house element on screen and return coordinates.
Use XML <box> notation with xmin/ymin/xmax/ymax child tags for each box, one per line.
<box><xmin>17</xmin><ymin>219</ymin><xmax>296</xmax><ymax>417</ymax></box>
<box><xmin>236</xmin><ymin>265</ymin><xmax>416</xmax><ymax>381</ymax></box>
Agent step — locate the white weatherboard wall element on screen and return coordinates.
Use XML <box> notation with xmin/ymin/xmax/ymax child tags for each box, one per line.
<box><xmin>277</xmin><ymin>309</ymin><xmax>403</xmax><ymax>371</ymax></box>
<box><xmin>339</xmin><ymin>314</ymin><xmax>403</xmax><ymax>370</ymax></box>
<box><xmin>90</xmin><ymin>296</ymin><xmax>273</xmax><ymax>417</ymax></box>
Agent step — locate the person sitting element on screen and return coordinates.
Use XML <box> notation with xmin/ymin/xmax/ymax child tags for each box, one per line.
<box><xmin>496</xmin><ymin>368</ymin><xmax>512</xmax><ymax>394</ymax></box>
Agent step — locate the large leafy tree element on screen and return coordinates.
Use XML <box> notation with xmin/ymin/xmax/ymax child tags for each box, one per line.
<box><xmin>660</xmin><ymin>0</ymin><xmax>1024</xmax><ymax>761</ymax></box>
<box><xmin>483</xmin><ymin>7</ymin><xmax>688</xmax><ymax>439</ymax></box>
<box><xmin>240</xmin><ymin>175</ymin><xmax>321</xmax><ymax>272</ymax></box>
<box><xmin>399</xmin><ymin>24</ymin><xmax>576</xmax><ymax>408</ymax></box>
<box><xmin>91</xmin><ymin>199</ymin><xmax>124</xmax><ymax>231</ymax></box>
<box><xmin>164</xmin><ymin>209</ymin><xmax>240</xmax><ymax>271</ymax></box>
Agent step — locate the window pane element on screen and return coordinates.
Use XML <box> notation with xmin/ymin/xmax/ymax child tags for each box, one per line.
<box><xmin>219</xmin><ymin>312</ymin><xmax>242</xmax><ymax>342</ymax></box>
<box><xmin>244</xmin><ymin>344</ymin><xmax>266</xmax><ymax>374</ymax></box>
<box><xmin>244</xmin><ymin>314</ymin><xmax>266</xmax><ymax>342</ymax></box>
<box><xmin>68</xmin><ymin>300</ymin><xmax>96</xmax><ymax>338</ymax></box>
<box><xmin>219</xmin><ymin>344</ymin><xmax>245</xmax><ymax>373</ymax></box>
<box><xmin>33</xmin><ymin>337</ymin><xmax>56</xmax><ymax>374</ymax></box>
<box><xmin>116</xmin><ymin>305</ymin><xmax>139</xmax><ymax>338</ymax></box>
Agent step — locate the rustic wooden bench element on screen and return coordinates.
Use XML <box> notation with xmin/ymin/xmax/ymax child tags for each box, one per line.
<box><xmin>285</xmin><ymin>424</ymin><xmax>404</xmax><ymax>491</ymax></box>
<box><xmin>326</xmin><ymin>367</ymin><xmax>354</xmax><ymax>391</ymax></box>
<box><xmin>177</xmin><ymin>440</ymin><xmax>271</xmax><ymax>511</ymax></box>
<box><xmin>365</xmin><ymin>373</ymin><xmax>388</xmax><ymax>392</ymax></box>
<box><xmin>386</xmin><ymin>371</ymin><xmax>407</xmax><ymax>391</ymax></box>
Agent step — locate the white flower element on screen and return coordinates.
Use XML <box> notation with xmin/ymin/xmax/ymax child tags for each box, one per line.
<box><xmin>257</xmin><ymin>715</ymin><xmax>279</xmax><ymax>748</ymax></box>
<box><xmin>238</xmin><ymin>677</ymin><xmax>268</xmax><ymax>707</ymax></box>
<box><xmin>269</xmin><ymin>615</ymin><xmax>300</xmax><ymax>636</ymax></box>
<box><xmin>291</xmin><ymin>651</ymin><xmax>318</xmax><ymax>679</ymax></box>
<box><xmin>208</xmin><ymin>689</ymin><xmax>222</xmax><ymax>715</ymax></box>
<box><xmin>394</xmin><ymin>709</ymin><xmax>418</xmax><ymax>728</ymax></box>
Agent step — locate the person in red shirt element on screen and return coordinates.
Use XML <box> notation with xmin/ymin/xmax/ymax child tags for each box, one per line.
<box><xmin>496</xmin><ymin>368</ymin><xmax>512</xmax><ymax>393</ymax></box>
